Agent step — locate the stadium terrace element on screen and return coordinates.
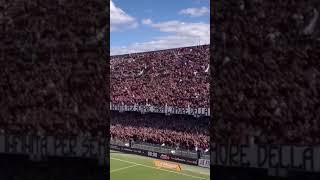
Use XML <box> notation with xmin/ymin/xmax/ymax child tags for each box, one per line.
<box><xmin>110</xmin><ymin>45</ymin><xmax>210</xmax><ymax>109</ymax></box>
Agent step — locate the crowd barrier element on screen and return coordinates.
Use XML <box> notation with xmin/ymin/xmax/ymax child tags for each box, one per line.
<box><xmin>110</xmin><ymin>144</ymin><xmax>199</xmax><ymax>166</ymax></box>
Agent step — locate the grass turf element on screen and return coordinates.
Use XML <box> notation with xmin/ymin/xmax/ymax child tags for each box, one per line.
<box><xmin>110</xmin><ymin>150</ymin><xmax>210</xmax><ymax>180</ymax></box>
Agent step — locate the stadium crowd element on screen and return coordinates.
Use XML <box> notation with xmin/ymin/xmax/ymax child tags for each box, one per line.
<box><xmin>1</xmin><ymin>0</ymin><xmax>108</xmax><ymax>138</ymax></box>
<box><xmin>0</xmin><ymin>61</ymin><xmax>107</xmax><ymax>137</ymax></box>
<box><xmin>111</xmin><ymin>45</ymin><xmax>210</xmax><ymax>108</ymax></box>
<box><xmin>212</xmin><ymin>0</ymin><xmax>320</xmax><ymax>145</ymax></box>
<box><xmin>110</xmin><ymin>46</ymin><xmax>210</xmax><ymax>151</ymax></box>
<box><xmin>1</xmin><ymin>0</ymin><xmax>107</xmax><ymax>179</ymax></box>
<box><xmin>111</xmin><ymin>112</ymin><xmax>209</xmax><ymax>150</ymax></box>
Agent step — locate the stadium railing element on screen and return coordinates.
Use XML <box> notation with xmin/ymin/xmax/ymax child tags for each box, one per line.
<box><xmin>110</xmin><ymin>139</ymin><xmax>209</xmax><ymax>159</ymax></box>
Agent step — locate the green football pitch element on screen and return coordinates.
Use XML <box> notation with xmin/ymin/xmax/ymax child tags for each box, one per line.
<box><xmin>110</xmin><ymin>150</ymin><xmax>210</xmax><ymax>180</ymax></box>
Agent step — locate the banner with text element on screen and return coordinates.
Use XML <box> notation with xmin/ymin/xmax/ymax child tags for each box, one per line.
<box><xmin>154</xmin><ymin>160</ymin><xmax>182</xmax><ymax>171</ymax></box>
<box><xmin>198</xmin><ymin>158</ymin><xmax>210</xmax><ymax>168</ymax></box>
<box><xmin>211</xmin><ymin>144</ymin><xmax>320</xmax><ymax>172</ymax></box>
<box><xmin>0</xmin><ymin>134</ymin><xmax>108</xmax><ymax>164</ymax></box>
<box><xmin>110</xmin><ymin>103</ymin><xmax>209</xmax><ymax>117</ymax></box>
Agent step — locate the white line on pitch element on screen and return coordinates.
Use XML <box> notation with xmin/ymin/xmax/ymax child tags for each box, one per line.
<box><xmin>111</xmin><ymin>164</ymin><xmax>138</xmax><ymax>173</ymax></box>
<box><xmin>111</xmin><ymin>157</ymin><xmax>207</xmax><ymax>179</ymax></box>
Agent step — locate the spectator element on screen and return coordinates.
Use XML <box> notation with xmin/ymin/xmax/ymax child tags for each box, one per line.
<box><xmin>111</xmin><ymin>45</ymin><xmax>210</xmax><ymax>108</ymax></box>
<box><xmin>111</xmin><ymin>112</ymin><xmax>209</xmax><ymax>150</ymax></box>
<box><xmin>212</xmin><ymin>0</ymin><xmax>320</xmax><ymax>145</ymax></box>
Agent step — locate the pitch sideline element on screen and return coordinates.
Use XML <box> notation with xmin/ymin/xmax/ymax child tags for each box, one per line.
<box><xmin>111</xmin><ymin>150</ymin><xmax>210</xmax><ymax>176</ymax></box>
<box><xmin>111</xmin><ymin>164</ymin><xmax>138</xmax><ymax>173</ymax></box>
<box><xmin>111</xmin><ymin>157</ymin><xmax>207</xmax><ymax>180</ymax></box>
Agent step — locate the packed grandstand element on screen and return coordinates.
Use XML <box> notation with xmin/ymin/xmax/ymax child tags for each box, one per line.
<box><xmin>1</xmin><ymin>0</ymin><xmax>108</xmax><ymax>179</ymax></box>
<box><xmin>111</xmin><ymin>45</ymin><xmax>210</xmax><ymax>108</ymax></box>
<box><xmin>210</xmin><ymin>1</ymin><xmax>320</xmax><ymax>178</ymax></box>
<box><xmin>212</xmin><ymin>0</ymin><xmax>320</xmax><ymax>146</ymax></box>
<box><xmin>110</xmin><ymin>45</ymin><xmax>210</xmax><ymax>162</ymax></box>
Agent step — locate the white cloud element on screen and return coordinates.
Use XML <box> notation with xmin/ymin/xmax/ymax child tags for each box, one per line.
<box><xmin>142</xmin><ymin>19</ymin><xmax>153</xmax><ymax>25</ymax></box>
<box><xmin>179</xmin><ymin>7</ymin><xmax>209</xmax><ymax>17</ymax></box>
<box><xmin>111</xmin><ymin>19</ymin><xmax>209</xmax><ymax>55</ymax></box>
<box><xmin>110</xmin><ymin>0</ymin><xmax>138</xmax><ymax>32</ymax></box>
<box><xmin>147</xmin><ymin>20</ymin><xmax>209</xmax><ymax>38</ymax></box>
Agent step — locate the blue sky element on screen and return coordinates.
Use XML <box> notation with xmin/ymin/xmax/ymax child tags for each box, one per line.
<box><xmin>110</xmin><ymin>0</ymin><xmax>210</xmax><ymax>55</ymax></box>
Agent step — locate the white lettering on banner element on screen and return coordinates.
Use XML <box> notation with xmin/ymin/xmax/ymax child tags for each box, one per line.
<box><xmin>165</xmin><ymin>106</ymin><xmax>172</xmax><ymax>116</ymax></box>
<box><xmin>153</xmin><ymin>106</ymin><xmax>165</xmax><ymax>113</ymax></box>
<box><xmin>123</xmin><ymin>105</ymin><xmax>129</xmax><ymax>112</ymax></box>
<box><xmin>0</xmin><ymin>135</ymin><xmax>107</xmax><ymax>164</ymax></box>
<box><xmin>211</xmin><ymin>144</ymin><xmax>318</xmax><ymax>172</ymax></box>
<box><xmin>202</xmin><ymin>108</ymin><xmax>209</xmax><ymax>116</ymax></box>
<box><xmin>171</xmin><ymin>107</ymin><xmax>187</xmax><ymax>115</ymax></box>
<box><xmin>148</xmin><ymin>151</ymin><xmax>158</xmax><ymax>158</ymax></box>
<box><xmin>110</xmin><ymin>103</ymin><xmax>209</xmax><ymax>117</ymax></box>
<box><xmin>198</xmin><ymin>159</ymin><xmax>210</xmax><ymax>168</ymax></box>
